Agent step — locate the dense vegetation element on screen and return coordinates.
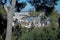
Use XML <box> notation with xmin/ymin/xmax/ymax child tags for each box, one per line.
<box><xmin>0</xmin><ymin>6</ymin><xmax>7</xmax><ymax>40</ymax></box>
<box><xmin>28</xmin><ymin>0</ymin><xmax>58</xmax><ymax>16</ymax></box>
<box><xmin>29</xmin><ymin>12</ymin><xmax>40</xmax><ymax>17</ymax></box>
<box><xmin>12</xmin><ymin>25</ymin><xmax>60</xmax><ymax>40</ymax></box>
<box><xmin>15</xmin><ymin>0</ymin><xmax>27</xmax><ymax>12</ymax></box>
<box><xmin>20</xmin><ymin>27</ymin><xmax>57</xmax><ymax>40</ymax></box>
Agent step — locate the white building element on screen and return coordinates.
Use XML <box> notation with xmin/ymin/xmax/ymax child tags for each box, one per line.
<box><xmin>12</xmin><ymin>12</ymin><xmax>51</xmax><ymax>27</ymax></box>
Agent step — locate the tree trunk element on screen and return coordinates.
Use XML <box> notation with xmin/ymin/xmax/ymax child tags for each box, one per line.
<box><xmin>4</xmin><ymin>0</ymin><xmax>16</xmax><ymax>40</ymax></box>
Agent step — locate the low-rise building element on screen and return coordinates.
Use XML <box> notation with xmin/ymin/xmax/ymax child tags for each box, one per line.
<box><xmin>12</xmin><ymin>12</ymin><xmax>51</xmax><ymax>28</ymax></box>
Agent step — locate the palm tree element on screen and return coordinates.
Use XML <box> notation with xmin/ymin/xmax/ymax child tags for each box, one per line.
<box><xmin>4</xmin><ymin>0</ymin><xmax>16</xmax><ymax>40</ymax></box>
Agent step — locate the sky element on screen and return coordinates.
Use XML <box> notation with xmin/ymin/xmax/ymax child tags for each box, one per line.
<box><xmin>18</xmin><ymin>0</ymin><xmax>35</xmax><ymax>12</ymax></box>
<box><xmin>3</xmin><ymin>0</ymin><xmax>60</xmax><ymax>12</ymax></box>
<box><xmin>20</xmin><ymin>0</ymin><xmax>60</xmax><ymax>12</ymax></box>
<box><xmin>55</xmin><ymin>0</ymin><xmax>60</xmax><ymax>13</ymax></box>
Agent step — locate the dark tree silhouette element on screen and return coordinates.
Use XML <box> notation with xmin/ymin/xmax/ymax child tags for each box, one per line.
<box><xmin>58</xmin><ymin>17</ymin><xmax>60</xmax><ymax>28</ymax></box>
<box><xmin>0</xmin><ymin>14</ymin><xmax>4</xmax><ymax>35</ymax></box>
<box><xmin>0</xmin><ymin>0</ymin><xmax>2</xmax><ymax>5</ymax></box>
<box><xmin>0</xmin><ymin>14</ymin><xmax>7</xmax><ymax>40</ymax></box>
<box><xmin>28</xmin><ymin>0</ymin><xmax>58</xmax><ymax>16</ymax></box>
<box><xmin>5</xmin><ymin>0</ymin><xmax>7</xmax><ymax>3</ymax></box>
<box><xmin>0</xmin><ymin>0</ymin><xmax>5</xmax><ymax>5</ymax></box>
<box><xmin>15</xmin><ymin>0</ymin><xmax>27</xmax><ymax>12</ymax></box>
<box><xmin>0</xmin><ymin>6</ymin><xmax>7</xmax><ymax>40</ymax></box>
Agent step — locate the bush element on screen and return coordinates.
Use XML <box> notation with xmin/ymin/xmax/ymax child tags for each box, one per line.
<box><xmin>20</xmin><ymin>27</ymin><xmax>57</xmax><ymax>40</ymax></box>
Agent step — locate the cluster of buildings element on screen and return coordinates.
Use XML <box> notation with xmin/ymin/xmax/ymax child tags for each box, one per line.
<box><xmin>12</xmin><ymin>12</ymin><xmax>51</xmax><ymax>28</ymax></box>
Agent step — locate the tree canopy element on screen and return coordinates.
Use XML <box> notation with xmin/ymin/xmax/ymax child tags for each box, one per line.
<box><xmin>20</xmin><ymin>27</ymin><xmax>57</xmax><ymax>40</ymax></box>
<box><xmin>0</xmin><ymin>6</ymin><xmax>6</xmax><ymax>15</ymax></box>
<box><xmin>0</xmin><ymin>0</ymin><xmax>27</xmax><ymax>12</ymax></box>
<box><xmin>28</xmin><ymin>0</ymin><xmax>59</xmax><ymax>16</ymax></box>
<box><xmin>15</xmin><ymin>0</ymin><xmax>27</xmax><ymax>12</ymax></box>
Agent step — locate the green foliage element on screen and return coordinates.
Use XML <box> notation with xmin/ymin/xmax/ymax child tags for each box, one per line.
<box><xmin>0</xmin><ymin>36</ymin><xmax>3</xmax><ymax>40</ymax></box>
<box><xmin>29</xmin><ymin>12</ymin><xmax>40</xmax><ymax>17</ymax></box>
<box><xmin>50</xmin><ymin>10</ymin><xmax>58</xmax><ymax>21</ymax></box>
<box><xmin>20</xmin><ymin>27</ymin><xmax>57</xmax><ymax>40</ymax></box>
<box><xmin>28</xmin><ymin>0</ymin><xmax>58</xmax><ymax>12</ymax></box>
<box><xmin>21</xmin><ymin>2</ymin><xmax>27</xmax><ymax>8</ymax></box>
<box><xmin>12</xmin><ymin>26</ymin><xmax>60</xmax><ymax>40</ymax></box>
<box><xmin>15</xmin><ymin>1</ymin><xmax>27</xmax><ymax>12</ymax></box>
<box><xmin>0</xmin><ymin>6</ymin><xmax>6</xmax><ymax>15</ymax></box>
<box><xmin>0</xmin><ymin>6</ymin><xmax>7</xmax><ymax>40</ymax></box>
<box><xmin>50</xmin><ymin>10</ymin><xmax>58</xmax><ymax>27</ymax></box>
